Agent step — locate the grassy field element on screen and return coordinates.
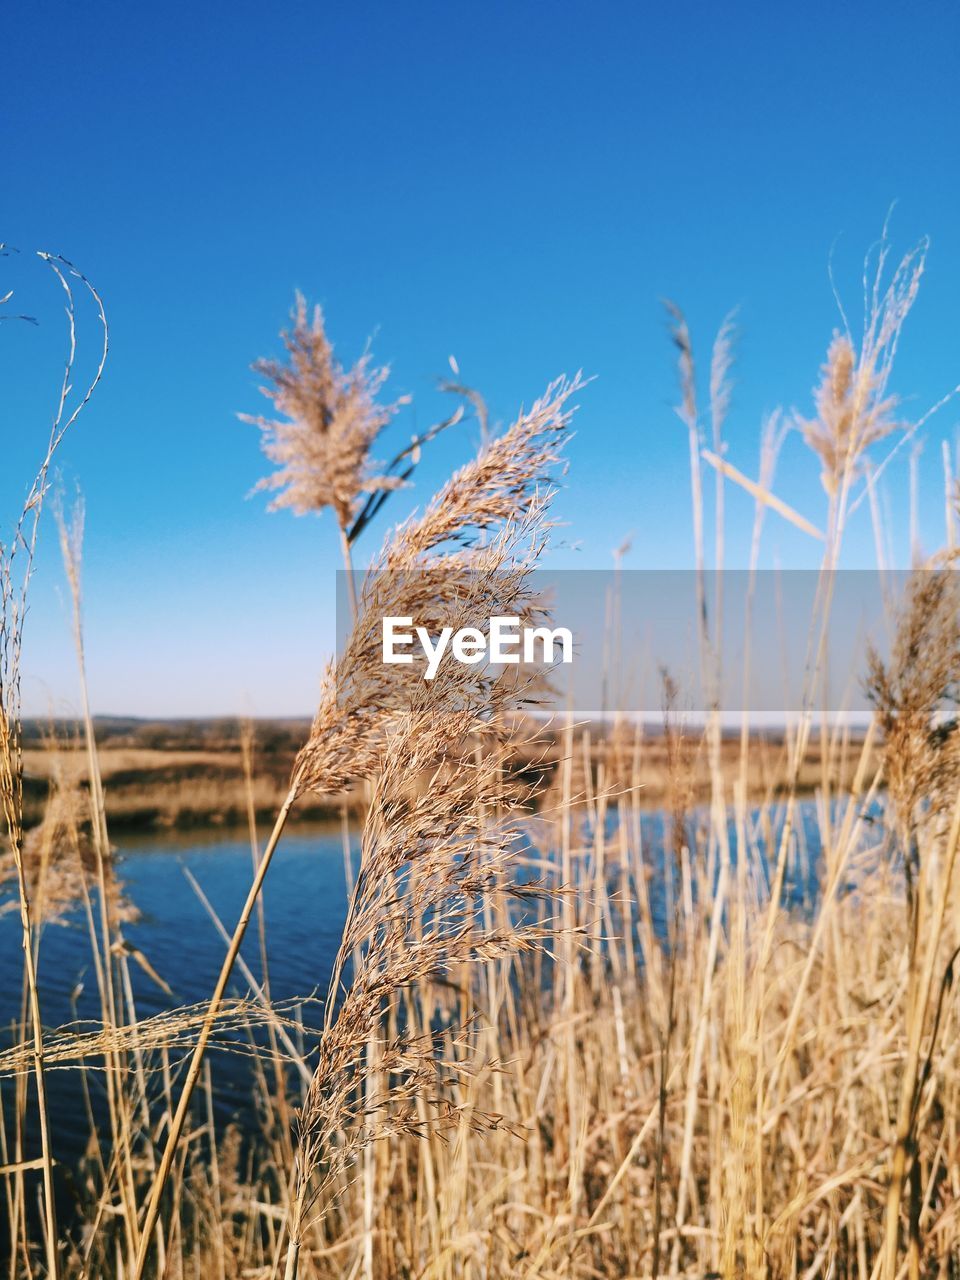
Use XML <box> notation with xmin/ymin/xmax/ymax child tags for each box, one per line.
<box><xmin>3</xmin><ymin>237</ymin><xmax>960</xmax><ymax>1280</ymax></box>
<box><xmin>21</xmin><ymin>718</ymin><xmax>870</xmax><ymax>830</ymax></box>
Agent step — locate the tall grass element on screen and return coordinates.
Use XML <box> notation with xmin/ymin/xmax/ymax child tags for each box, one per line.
<box><xmin>5</xmin><ymin>231</ymin><xmax>960</xmax><ymax>1280</ymax></box>
<box><xmin>1</xmin><ymin>251</ymin><xmax>106</xmax><ymax>1280</ymax></box>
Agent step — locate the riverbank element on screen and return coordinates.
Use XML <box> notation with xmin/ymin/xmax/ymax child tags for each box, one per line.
<box><xmin>21</xmin><ymin>716</ymin><xmax>873</xmax><ymax>832</ymax></box>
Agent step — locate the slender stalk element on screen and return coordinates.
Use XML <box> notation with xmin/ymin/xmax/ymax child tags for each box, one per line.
<box><xmin>4</xmin><ymin>831</ymin><xmax>58</xmax><ymax>1278</ymax></box>
<box><xmin>132</xmin><ymin>775</ymin><xmax>301</xmax><ymax>1280</ymax></box>
<box><xmin>339</xmin><ymin>522</ymin><xmax>375</xmax><ymax>1280</ymax></box>
<box><xmin>340</xmin><ymin>527</ymin><xmax>359</xmax><ymax>621</ymax></box>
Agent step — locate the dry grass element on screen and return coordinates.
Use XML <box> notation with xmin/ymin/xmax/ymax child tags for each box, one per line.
<box><xmin>6</xmin><ymin>230</ymin><xmax>960</xmax><ymax>1280</ymax></box>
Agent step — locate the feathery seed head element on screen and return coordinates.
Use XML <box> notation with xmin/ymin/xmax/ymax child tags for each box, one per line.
<box><xmin>865</xmin><ymin>569</ymin><xmax>960</xmax><ymax>840</ymax></box>
<box><xmin>243</xmin><ymin>294</ymin><xmax>409</xmax><ymax>529</ymax></box>
<box><xmin>800</xmin><ymin>333</ymin><xmax>898</xmax><ymax>496</ymax></box>
<box><xmin>293</xmin><ymin>376</ymin><xmax>579</xmax><ymax>800</ymax></box>
<box><xmin>799</xmin><ymin>233</ymin><xmax>926</xmax><ymax>498</ymax></box>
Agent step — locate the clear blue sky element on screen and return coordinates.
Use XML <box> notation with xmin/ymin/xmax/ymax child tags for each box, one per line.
<box><xmin>4</xmin><ymin>0</ymin><xmax>960</xmax><ymax>716</ymax></box>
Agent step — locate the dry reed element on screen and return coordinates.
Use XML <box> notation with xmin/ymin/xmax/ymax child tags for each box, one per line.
<box><xmin>7</xmin><ymin>231</ymin><xmax>960</xmax><ymax>1280</ymax></box>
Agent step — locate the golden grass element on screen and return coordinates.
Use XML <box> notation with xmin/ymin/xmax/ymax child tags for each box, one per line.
<box><xmin>5</xmin><ymin>229</ymin><xmax>960</xmax><ymax>1280</ymax></box>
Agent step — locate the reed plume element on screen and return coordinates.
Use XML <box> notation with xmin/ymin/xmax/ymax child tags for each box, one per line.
<box><xmin>134</xmin><ymin>373</ymin><xmax>579</xmax><ymax>1276</ymax></box>
<box><xmin>242</xmin><ymin>294</ymin><xmax>466</xmax><ymax>613</ymax></box>
<box><xmin>0</xmin><ymin>727</ymin><xmax>133</xmax><ymax>929</ymax></box>
<box><xmin>799</xmin><ymin>232</ymin><xmax>925</xmax><ymax>504</ymax></box>
<box><xmin>866</xmin><ymin>569</ymin><xmax>960</xmax><ymax>857</ymax></box>
<box><xmin>243</xmin><ymin>293</ymin><xmax>409</xmax><ymax>531</ymax></box>
<box><xmin>285</xmin><ymin>548</ymin><xmax>568</xmax><ymax>1276</ymax></box>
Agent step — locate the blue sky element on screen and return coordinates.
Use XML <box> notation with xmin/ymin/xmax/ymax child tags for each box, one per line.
<box><xmin>4</xmin><ymin>0</ymin><xmax>960</xmax><ymax>716</ymax></box>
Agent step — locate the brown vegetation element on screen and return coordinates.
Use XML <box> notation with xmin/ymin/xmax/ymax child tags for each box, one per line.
<box><xmin>5</xmin><ymin>232</ymin><xmax>960</xmax><ymax>1280</ymax></box>
<box><xmin>20</xmin><ymin>721</ymin><xmax>870</xmax><ymax>832</ymax></box>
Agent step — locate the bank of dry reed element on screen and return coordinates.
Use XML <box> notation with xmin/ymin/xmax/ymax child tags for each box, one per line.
<box><xmin>5</xmin><ymin>231</ymin><xmax>960</xmax><ymax>1280</ymax></box>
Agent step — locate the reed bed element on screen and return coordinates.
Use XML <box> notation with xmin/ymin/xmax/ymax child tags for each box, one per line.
<box><xmin>4</xmin><ymin>232</ymin><xmax>960</xmax><ymax>1280</ymax></box>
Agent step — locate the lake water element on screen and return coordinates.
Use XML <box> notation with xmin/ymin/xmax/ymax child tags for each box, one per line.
<box><xmin>0</xmin><ymin>803</ymin><xmax>831</xmax><ymax>1167</ymax></box>
<box><xmin>0</xmin><ymin>824</ymin><xmax>352</xmax><ymax>1160</ymax></box>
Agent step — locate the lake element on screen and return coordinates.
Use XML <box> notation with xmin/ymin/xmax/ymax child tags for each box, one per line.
<box><xmin>0</xmin><ymin>802</ymin><xmax>830</xmax><ymax>1166</ymax></box>
<box><xmin>0</xmin><ymin>824</ymin><xmax>352</xmax><ymax>1160</ymax></box>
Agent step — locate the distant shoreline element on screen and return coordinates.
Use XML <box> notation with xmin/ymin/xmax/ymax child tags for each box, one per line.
<box><xmin>22</xmin><ymin>716</ymin><xmax>873</xmax><ymax>834</ymax></box>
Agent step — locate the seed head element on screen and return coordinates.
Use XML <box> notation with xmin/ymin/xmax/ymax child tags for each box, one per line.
<box><xmin>243</xmin><ymin>294</ymin><xmax>409</xmax><ymax>530</ymax></box>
